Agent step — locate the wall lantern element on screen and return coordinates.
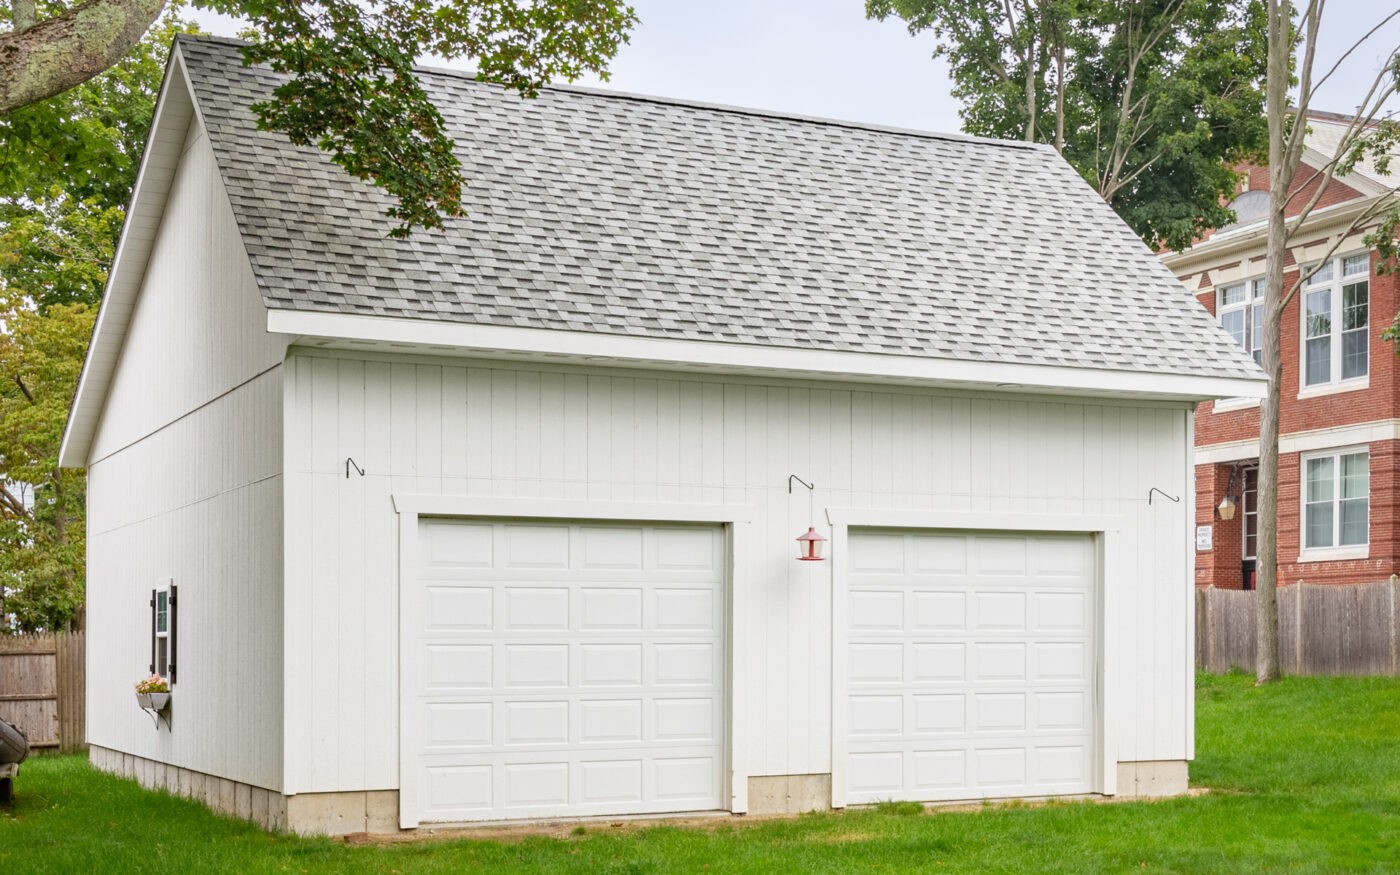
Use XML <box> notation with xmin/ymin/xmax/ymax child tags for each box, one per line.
<box><xmin>788</xmin><ymin>474</ymin><xmax>827</xmax><ymax>562</ymax></box>
<box><xmin>1217</xmin><ymin>463</ymin><xmax>1242</xmax><ymax>521</ymax></box>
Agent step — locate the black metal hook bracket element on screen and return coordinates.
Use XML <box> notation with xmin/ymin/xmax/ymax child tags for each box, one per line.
<box><xmin>788</xmin><ymin>474</ymin><xmax>815</xmax><ymax>494</ymax></box>
<box><xmin>1148</xmin><ymin>487</ymin><xmax>1180</xmax><ymax>505</ymax></box>
<box><xmin>346</xmin><ymin>457</ymin><xmax>365</xmax><ymax>479</ymax></box>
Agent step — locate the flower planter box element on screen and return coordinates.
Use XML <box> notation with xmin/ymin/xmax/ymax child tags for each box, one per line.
<box><xmin>135</xmin><ymin>692</ymin><xmax>171</xmax><ymax>712</ymax></box>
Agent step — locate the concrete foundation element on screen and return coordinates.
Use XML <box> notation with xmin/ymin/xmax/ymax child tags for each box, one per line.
<box><xmin>1115</xmin><ymin>760</ymin><xmax>1190</xmax><ymax>798</ymax></box>
<box><xmin>89</xmin><ymin>746</ymin><xmax>401</xmax><ymax>835</ymax></box>
<box><xmin>747</xmin><ymin>773</ymin><xmax>833</xmax><ymax>814</ymax></box>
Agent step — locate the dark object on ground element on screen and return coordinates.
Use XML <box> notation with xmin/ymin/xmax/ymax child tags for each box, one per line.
<box><xmin>0</xmin><ymin>718</ymin><xmax>29</xmax><ymax>765</ymax></box>
<box><xmin>0</xmin><ymin>762</ymin><xmax>14</xmax><ymax>803</ymax></box>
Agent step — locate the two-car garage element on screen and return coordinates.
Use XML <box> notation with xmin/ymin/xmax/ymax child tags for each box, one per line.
<box><xmin>403</xmin><ymin>516</ymin><xmax>1099</xmax><ymax>825</ymax></box>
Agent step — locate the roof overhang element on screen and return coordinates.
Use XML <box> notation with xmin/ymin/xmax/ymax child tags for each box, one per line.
<box><xmin>268</xmin><ymin>309</ymin><xmax>1268</xmax><ymax>403</ymax></box>
<box><xmin>59</xmin><ymin>48</ymin><xmax>202</xmax><ymax>468</ymax></box>
<box><xmin>1162</xmin><ymin>194</ymin><xmax>1381</xmax><ymax>273</ymax></box>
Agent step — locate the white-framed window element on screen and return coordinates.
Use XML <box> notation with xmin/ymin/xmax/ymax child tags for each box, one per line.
<box><xmin>1302</xmin><ymin>253</ymin><xmax>1370</xmax><ymax>388</ymax></box>
<box><xmin>1302</xmin><ymin>449</ymin><xmax>1369</xmax><ymax>551</ymax></box>
<box><xmin>1218</xmin><ymin>277</ymin><xmax>1264</xmax><ymax>366</ymax></box>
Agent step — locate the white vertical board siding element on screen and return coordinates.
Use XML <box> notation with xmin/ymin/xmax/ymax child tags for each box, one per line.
<box><xmin>84</xmin><ymin>118</ymin><xmax>287</xmax><ymax>791</ymax></box>
<box><xmin>284</xmin><ymin>351</ymin><xmax>1192</xmax><ymax>793</ymax></box>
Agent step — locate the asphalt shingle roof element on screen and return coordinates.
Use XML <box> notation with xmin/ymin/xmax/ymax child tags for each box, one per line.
<box><xmin>178</xmin><ymin>35</ymin><xmax>1261</xmax><ymax>381</ymax></box>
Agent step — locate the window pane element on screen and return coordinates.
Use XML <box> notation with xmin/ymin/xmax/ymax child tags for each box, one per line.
<box><xmin>1251</xmin><ymin>278</ymin><xmax>1266</xmax><ymax>299</ymax></box>
<box><xmin>1306</xmin><ymin>290</ymin><xmax>1331</xmax><ymax>337</ymax></box>
<box><xmin>1221</xmin><ymin>284</ymin><xmax>1246</xmax><ymax>306</ymax></box>
<box><xmin>1250</xmin><ymin>304</ymin><xmax>1263</xmax><ymax>353</ymax></box>
<box><xmin>1306</xmin><ymin>337</ymin><xmax>1331</xmax><ymax>385</ymax></box>
<box><xmin>1343</xmin><ymin>329</ymin><xmax>1368</xmax><ymax>379</ymax></box>
<box><xmin>1340</xmin><ymin>498</ymin><xmax>1368</xmax><ymax>545</ymax></box>
<box><xmin>1221</xmin><ymin>309</ymin><xmax>1245</xmax><ymax>346</ymax></box>
<box><xmin>1306</xmin><ymin>502</ymin><xmax>1334</xmax><ymax>548</ymax></box>
<box><xmin>1308</xmin><ymin>261</ymin><xmax>1334</xmax><ymax>284</ymax></box>
<box><xmin>1343</xmin><ymin>281</ymin><xmax>1368</xmax><ymax>329</ymax></box>
<box><xmin>1343</xmin><ymin>253</ymin><xmax>1369</xmax><ymax>276</ymax></box>
<box><xmin>1306</xmin><ymin>456</ymin><xmax>1334</xmax><ymax>502</ymax></box>
<box><xmin>1341</xmin><ymin>452</ymin><xmax>1369</xmax><ymax>499</ymax></box>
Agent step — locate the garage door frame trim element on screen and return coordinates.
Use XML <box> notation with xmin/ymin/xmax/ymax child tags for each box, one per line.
<box><xmin>393</xmin><ymin>494</ymin><xmax>758</xmax><ymax>828</ymax></box>
<box><xmin>827</xmin><ymin>508</ymin><xmax>1121</xmax><ymax>808</ymax></box>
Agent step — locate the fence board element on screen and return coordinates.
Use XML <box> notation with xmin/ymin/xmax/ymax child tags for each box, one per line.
<box><xmin>1197</xmin><ymin>580</ymin><xmax>1400</xmax><ymax>676</ymax></box>
<box><xmin>0</xmin><ymin>632</ymin><xmax>84</xmax><ymax>750</ymax></box>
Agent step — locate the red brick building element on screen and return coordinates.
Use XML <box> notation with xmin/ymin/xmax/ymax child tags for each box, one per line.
<box><xmin>1162</xmin><ymin>112</ymin><xmax>1400</xmax><ymax>590</ymax></box>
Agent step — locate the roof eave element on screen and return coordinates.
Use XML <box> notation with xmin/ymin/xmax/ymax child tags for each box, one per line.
<box><xmin>267</xmin><ymin>309</ymin><xmax>1267</xmax><ymax>403</ymax></box>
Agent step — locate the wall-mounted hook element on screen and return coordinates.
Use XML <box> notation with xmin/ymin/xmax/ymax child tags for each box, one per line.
<box><xmin>788</xmin><ymin>474</ymin><xmax>815</xmax><ymax>494</ymax></box>
<box><xmin>346</xmin><ymin>458</ymin><xmax>365</xmax><ymax>479</ymax></box>
<box><xmin>1148</xmin><ymin>487</ymin><xmax>1179</xmax><ymax>505</ymax></box>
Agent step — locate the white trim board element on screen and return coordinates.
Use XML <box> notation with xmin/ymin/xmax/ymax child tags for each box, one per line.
<box><xmin>1196</xmin><ymin>419</ymin><xmax>1400</xmax><ymax>465</ymax></box>
<box><xmin>391</xmin><ymin>494</ymin><xmax>757</xmax><ymax>828</ymax></box>
<box><xmin>269</xmin><ymin>309</ymin><xmax>1266</xmax><ymax>403</ymax></box>
<box><xmin>825</xmin><ymin>508</ymin><xmax>1123</xmax><ymax>808</ymax></box>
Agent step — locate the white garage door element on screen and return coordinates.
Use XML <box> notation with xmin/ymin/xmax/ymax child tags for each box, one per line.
<box><xmin>843</xmin><ymin>530</ymin><xmax>1096</xmax><ymax>804</ymax></box>
<box><xmin>406</xmin><ymin>519</ymin><xmax>727</xmax><ymax>824</ymax></box>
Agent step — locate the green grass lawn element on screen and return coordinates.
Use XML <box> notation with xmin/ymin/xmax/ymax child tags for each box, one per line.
<box><xmin>3</xmin><ymin>673</ymin><xmax>1398</xmax><ymax>873</ymax></box>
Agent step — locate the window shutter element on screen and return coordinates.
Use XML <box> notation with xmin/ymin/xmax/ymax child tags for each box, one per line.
<box><xmin>149</xmin><ymin>589</ymin><xmax>157</xmax><ymax>675</ymax></box>
<box><xmin>169</xmin><ymin>584</ymin><xmax>178</xmax><ymax>684</ymax></box>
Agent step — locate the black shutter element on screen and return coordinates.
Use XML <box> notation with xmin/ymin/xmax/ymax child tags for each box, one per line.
<box><xmin>149</xmin><ymin>589</ymin><xmax>157</xmax><ymax>674</ymax></box>
<box><xmin>169</xmin><ymin>584</ymin><xmax>178</xmax><ymax>684</ymax></box>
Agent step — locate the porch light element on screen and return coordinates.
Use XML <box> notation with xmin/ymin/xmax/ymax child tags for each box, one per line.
<box><xmin>1218</xmin><ymin>463</ymin><xmax>1243</xmax><ymax>521</ymax></box>
<box><xmin>797</xmin><ymin>526</ymin><xmax>827</xmax><ymax>562</ymax></box>
<box><xmin>788</xmin><ymin>474</ymin><xmax>828</xmax><ymax>563</ymax></box>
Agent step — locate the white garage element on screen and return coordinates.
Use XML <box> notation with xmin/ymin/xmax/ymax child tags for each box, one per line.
<box><xmin>68</xmin><ymin>36</ymin><xmax>1267</xmax><ymax>835</ymax></box>
<box><xmin>402</xmin><ymin>519</ymin><xmax>728</xmax><ymax>824</ymax></box>
<box><xmin>839</xmin><ymin>530</ymin><xmax>1098</xmax><ymax>804</ymax></box>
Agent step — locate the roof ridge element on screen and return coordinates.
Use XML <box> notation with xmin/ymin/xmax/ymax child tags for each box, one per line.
<box><xmin>174</xmin><ymin>33</ymin><xmax>1040</xmax><ymax>153</ymax></box>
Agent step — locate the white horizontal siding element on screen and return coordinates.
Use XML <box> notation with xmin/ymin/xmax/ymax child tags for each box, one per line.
<box><xmin>85</xmin><ymin>118</ymin><xmax>287</xmax><ymax>791</ymax></box>
<box><xmin>284</xmin><ymin>351</ymin><xmax>1192</xmax><ymax>794</ymax></box>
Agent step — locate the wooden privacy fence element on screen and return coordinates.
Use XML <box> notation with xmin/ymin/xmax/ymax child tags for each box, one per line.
<box><xmin>0</xmin><ymin>632</ymin><xmax>85</xmax><ymax>752</ymax></box>
<box><xmin>1196</xmin><ymin>580</ymin><xmax>1400</xmax><ymax>675</ymax></box>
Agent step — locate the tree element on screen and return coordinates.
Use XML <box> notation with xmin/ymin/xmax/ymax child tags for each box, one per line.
<box><xmin>0</xmin><ymin>9</ymin><xmax>194</xmax><ymax>630</ymax></box>
<box><xmin>866</xmin><ymin>0</ymin><xmax>1270</xmax><ymax>252</ymax></box>
<box><xmin>3</xmin><ymin>1</ymin><xmax>638</xmax><ymax>237</ymax></box>
<box><xmin>1253</xmin><ymin>1</ymin><xmax>1399</xmax><ymax>683</ymax></box>
<box><xmin>0</xmin><ymin>301</ymin><xmax>93</xmax><ymax>632</ymax></box>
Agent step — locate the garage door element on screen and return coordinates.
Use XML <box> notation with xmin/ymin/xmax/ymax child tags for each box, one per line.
<box><xmin>406</xmin><ymin>519</ymin><xmax>727</xmax><ymax>824</ymax></box>
<box><xmin>843</xmin><ymin>530</ymin><xmax>1096</xmax><ymax>804</ymax></box>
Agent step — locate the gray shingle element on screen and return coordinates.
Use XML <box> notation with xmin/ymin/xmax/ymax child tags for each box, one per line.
<box><xmin>177</xmin><ymin>35</ymin><xmax>1261</xmax><ymax>381</ymax></box>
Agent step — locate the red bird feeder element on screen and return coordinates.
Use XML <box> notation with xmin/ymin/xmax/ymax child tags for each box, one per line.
<box><xmin>796</xmin><ymin>526</ymin><xmax>827</xmax><ymax>562</ymax></box>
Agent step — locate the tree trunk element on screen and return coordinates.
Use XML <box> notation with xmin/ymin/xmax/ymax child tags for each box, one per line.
<box><xmin>1256</xmin><ymin>0</ymin><xmax>1294</xmax><ymax>685</ymax></box>
<box><xmin>0</xmin><ymin>0</ymin><xmax>165</xmax><ymax>113</ymax></box>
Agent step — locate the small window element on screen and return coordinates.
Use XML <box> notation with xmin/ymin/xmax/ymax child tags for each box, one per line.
<box><xmin>149</xmin><ymin>580</ymin><xmax>177</xmax><ymax>683</ymax></box>
<box><xmin>1218</xmin><ymin>278</ymin><xmax>1264</xmax><ymax>365</ymax></box>
<box><xmin>1302</xmin><ymin>253</ymin><xmax>1369</xmax><ymax>388</ymax></box>
<box><xmin>1303</xmin><ymin>450</ymin><xmax>1369</xmax><ymax>550</ymax></box>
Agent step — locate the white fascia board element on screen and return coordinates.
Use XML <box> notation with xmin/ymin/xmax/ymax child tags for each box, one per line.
<box><xmin>58</xmin><ymin>51</ymin><xmax>198</xmax><ymax>469</ymax></box>
<box><xmin>267</xmin><ymin>309</ymin><xmax>1268</xmax><ymax>401</ymax></box>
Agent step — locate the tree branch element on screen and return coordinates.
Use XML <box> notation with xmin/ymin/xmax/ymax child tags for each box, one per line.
<box><xmin>0</xmin><ymin>0</ymin><xmax>166</xmax><ymax>114</ymax></box>
<box><xmin>12</xmin><ymin>0</ymin><xmax>36</xmax><ymax>31</ymax></box>
<box><xmin>1282</xmin><ymin>188</ymin><xmax>1400</xmax><ymax>308</ymax></box>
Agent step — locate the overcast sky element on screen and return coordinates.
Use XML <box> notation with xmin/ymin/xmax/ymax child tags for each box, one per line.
<box><xmin>192</xmin><ymin>0</ymin><xmax>1399</xmax><ymax>135</ymax></box>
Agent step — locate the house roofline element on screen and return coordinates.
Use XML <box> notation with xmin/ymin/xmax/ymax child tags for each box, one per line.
<box><xmin>267</xmin><ymin>309</ymin><xmax>1267</xmax><ymax>403</ymax></box>
<box><xmin>1161</xmin><ymin>194</ymin><xmax>1382</xmax><ymax>273</ymax></box>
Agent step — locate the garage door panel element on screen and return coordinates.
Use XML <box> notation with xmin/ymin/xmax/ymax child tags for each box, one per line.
<box><xmin>410</xmin><ymin>520</ymin><xmax>726</xmax><ymax>823</ymax></box>
<box><xmin>845</xmin><ymin>530</ymin><xmax>1095</xmax><ymax>805</ymax></box>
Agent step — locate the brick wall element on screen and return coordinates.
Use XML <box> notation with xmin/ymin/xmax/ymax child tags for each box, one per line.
<box><xmin>1193</xmin><ymin>252</ymin><xmax>1400</xmax><ymax>446</ymax></box>
<box><xmin>1195</xmin><ymin>440</ymin><xmax>1400</xmax><ymax>588</ymax></box>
